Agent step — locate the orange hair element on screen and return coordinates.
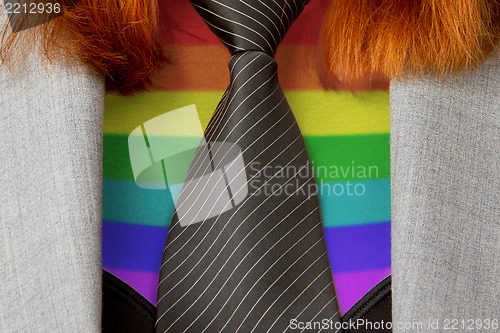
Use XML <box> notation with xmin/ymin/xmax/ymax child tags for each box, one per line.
<box><xmin>1</xmin><ymin>0</ymin><xmax>167</xmax><ymax>95</ymax></box>
<box><xmin>321</xmin><ymin>0</ymin><xmax>500</xmax><ymax>84</ymax></box>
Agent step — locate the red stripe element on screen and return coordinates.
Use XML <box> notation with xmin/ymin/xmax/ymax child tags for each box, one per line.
<box><xmin>159</xmin><ymin>0</ymin><xmax>330</xmax><ymax>46</ymax></box>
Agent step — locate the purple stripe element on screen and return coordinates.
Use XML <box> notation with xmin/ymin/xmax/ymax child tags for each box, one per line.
<box><xmin>334</xmin><ymin>268</ymin><xmax>391</xmax><ymax>315</ymax></box>
<box><xmin>102</xmin><ymin>221</ymin><xmax>391</xmax><ymax>308</ymax></box>
<box><xmin>324</xmin><ymin>222</ymin><xmax>391</xmax><ymax>273</ymax></box>
<box><xmin>105</xmin><ymin>268</ymin><xmax>159</xmax><ymax>304</ymax></box>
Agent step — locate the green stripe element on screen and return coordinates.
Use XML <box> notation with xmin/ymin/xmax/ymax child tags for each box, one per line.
<box><xmin>104</xmin><ymin>91</ymin><xmax>389</xmax><ymax>136</ymax></box>
<box><xmin>304</xmin><ymin>134</ymin><xmax>390</xmax><ymax>181</ymax></box>
<box><xmin>104</xmin><ymin>133</ymin><xmax>389</xmax><ymax>182</ymax></box>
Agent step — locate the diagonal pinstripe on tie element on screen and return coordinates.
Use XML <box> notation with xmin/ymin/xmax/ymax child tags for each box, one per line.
<box><xmin>156</xmin><ymin>0</ymin><xmax>342</xmax><ymax>332</ymax></box>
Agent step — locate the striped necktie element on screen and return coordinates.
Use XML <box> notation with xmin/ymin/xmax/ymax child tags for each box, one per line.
<box><xmin>156</xmin><ymin>0</ymin><xmax>341</xmax><ymax>332</ymax></box>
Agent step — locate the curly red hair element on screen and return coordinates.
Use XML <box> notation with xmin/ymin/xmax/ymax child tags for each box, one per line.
<box><xmin>1</xmin><ymin>0</ymin><xmax>167</xmax><ymax>94</ymax></box>
<box><xmin>321</xmin><ymin>0</ymin><xmax>500</xmax><ymax>84</ymax></box>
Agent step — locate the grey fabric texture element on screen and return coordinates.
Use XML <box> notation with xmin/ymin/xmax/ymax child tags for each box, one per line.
<box><xmin>391</xmin><ymin>51</ymin><xmax>499</xmax><ymax>331</ymax></box>
<box><xmin>0</xmin><ymin>14</ymin><xmax>104</xmax><ymax>332</ymax></box>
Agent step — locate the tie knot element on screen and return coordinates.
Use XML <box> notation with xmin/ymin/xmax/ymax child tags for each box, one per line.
<box><xmin>191</xmin><ymin>0</ymin><xmax>305</xmax><ymax>56</ymax></box>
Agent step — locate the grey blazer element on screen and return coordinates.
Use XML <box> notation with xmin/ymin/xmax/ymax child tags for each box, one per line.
<box><xmin>1</xmin><ymin>8</ymin><xmax>498</xmax><ymax>331</ymax></box>
<box><xmin>391</xmin><ymin>51</ymin><xmax>499</xmax><ymax>331</ymax></box>
<box><xmin>0</xmin><ymin>17</ymin><xmax>104</xmax><ymax>332</ymax></box>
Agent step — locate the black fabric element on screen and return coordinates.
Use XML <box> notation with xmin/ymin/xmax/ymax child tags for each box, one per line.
<box><xmin>341</xmin><ymin>276</ymin><xmax>392</xmax><ymax>333</ymax></box>
<box><xmin>102</xmin><ymin>270</ymin><xmax>156</xmax><ymax>333</ymax></box>
<box><xmin>102</xmin><ymin>272</ymin><xmax>392</xmax><ymax>332</ymax></box>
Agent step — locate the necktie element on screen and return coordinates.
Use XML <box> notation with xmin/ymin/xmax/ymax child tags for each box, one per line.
<box><xmin>156</xmin><ymin>0</ymin><xmax>341</xmax><ymax>332</ymax></box>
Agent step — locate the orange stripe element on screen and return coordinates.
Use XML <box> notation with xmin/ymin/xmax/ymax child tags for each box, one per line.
<box><xmin>152</xmin><ymin>46</ymin><xmax>230</xmax><ymax>91</ymax></box>
<box><xmin>152</xmin><ymin>45</ymin><xmax>389</xmax><ymax>91</ymax></box>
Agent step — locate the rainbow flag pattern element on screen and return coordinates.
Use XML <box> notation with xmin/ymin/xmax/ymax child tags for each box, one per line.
<box><xmin>102</xmin><ymin>0</ymin><xmax>390</xmax><ymax>315</ymax></box>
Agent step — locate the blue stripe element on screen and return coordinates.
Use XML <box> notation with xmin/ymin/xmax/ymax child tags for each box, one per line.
<box><xmin>104</xmin><ymin>178</ymin><xmax>390</xmax><ymax>227</ymax></box>
<box><xmin>102</xmin><ymin>220</ymin><xmax>169</xmax><ymax>272</ymax></box>
<box><xmin>103</xmin><ymin>179</ymin><xmax>175</xmax><ymax>226</ymax></box>
<box><xmin>319</xmin><ymin>178</ymin><xmax>390</xmax><ymax>227</ymax></box>
<box><xmin>324</xmin><ymin>222</ymin><xmax>391</xmax><ymax>273</ymax></box>
<box><xmin>102</xmin><ymin>220</ymin><xmax>390</xmax><ymax>273</ymax></box>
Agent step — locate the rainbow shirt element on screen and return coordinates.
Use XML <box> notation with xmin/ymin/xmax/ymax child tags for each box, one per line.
<box><xmin>102</xmin><ymin>0</ymin><xmax>390</xmax><ymax>315</ymax></box>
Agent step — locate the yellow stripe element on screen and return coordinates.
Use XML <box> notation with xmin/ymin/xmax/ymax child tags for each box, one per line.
<box><xmin>104</xmin><ymin>90</ymin><xmax>389</xmax><ymax>136</ymax></box>
<box><xmin>288</xmin><ymin>90</ymin><xmax>389</xmax><ymax>135</ymax></box>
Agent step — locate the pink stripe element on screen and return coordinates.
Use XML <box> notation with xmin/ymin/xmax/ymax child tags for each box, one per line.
<box><xmin>105</xmin><ymin>266</ymin><xmax>391</xmax><ymax>314</ymax></box>
<box><xmin>333</xmin><ymin>268</ymin><xmax>391</xmax><ymax>315</ymax></box>
<box><xmin>105</xmin><ymin>268</ymin><xmax>159</xmax><ymax>304</ymax></box>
